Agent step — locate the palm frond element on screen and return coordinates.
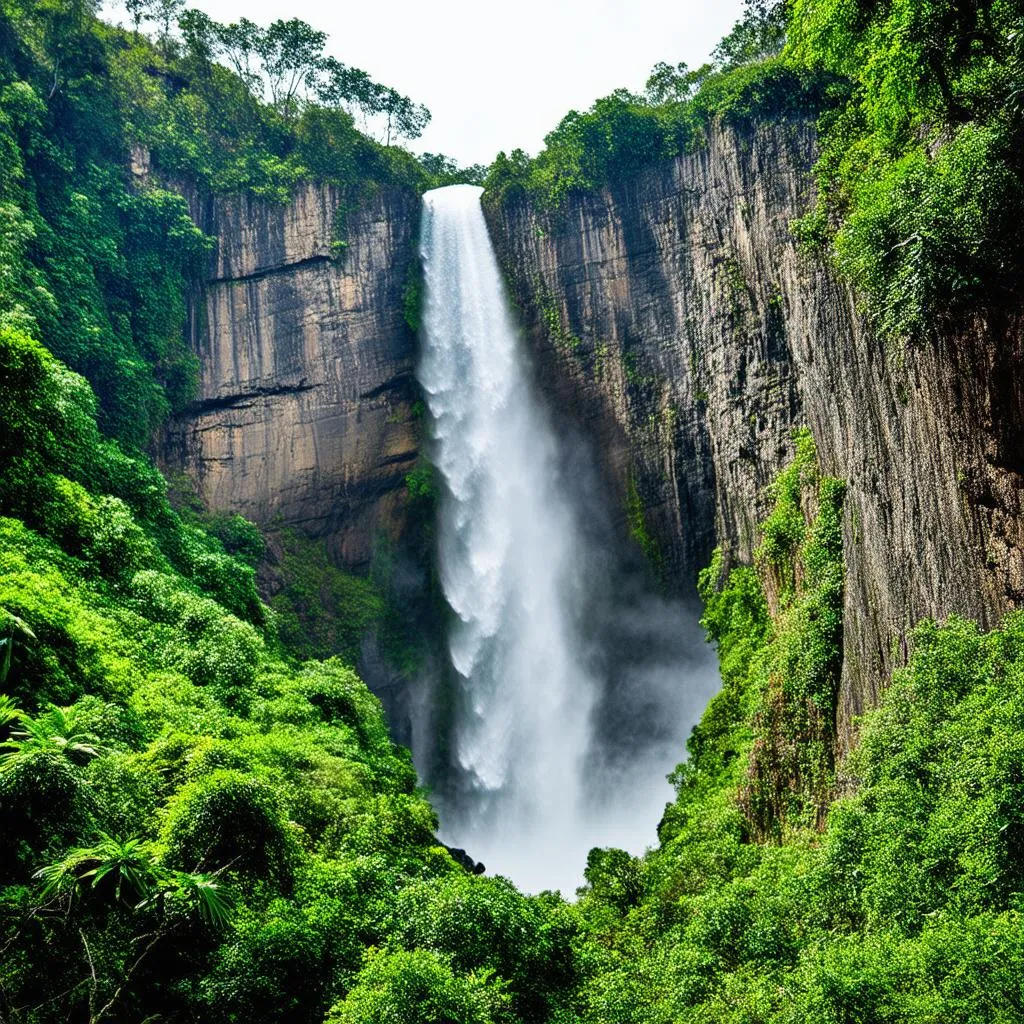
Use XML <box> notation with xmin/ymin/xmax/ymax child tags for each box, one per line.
<box><xmin>167</xmin><ymin>871</ymin><xmax>237</xmax><ymax>929</ymax></box>
<box><xmin>0</xmin><ymin>694</ymin><xmax>23</xmax><ymax>729</ymax></box>
<box><xmin>0</xmin><ymin>703</ymin><xmax>104</xmax><ymax>769</ymax></box>
<box><xmin>34</xmin><ymin>834</ymin><xmax>160</xmax><ymax>903</ymax></box>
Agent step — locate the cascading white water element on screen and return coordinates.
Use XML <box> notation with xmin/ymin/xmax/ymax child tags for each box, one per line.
<box><xmin>417</xmin><ymin>184</ymin><xmax>718</xmax><ymax>894</ymax></box>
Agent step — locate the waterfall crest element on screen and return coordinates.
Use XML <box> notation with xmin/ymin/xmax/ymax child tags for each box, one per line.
<box><xmin>417</xmin><ymin>184</ymin><xmax>718</xmax><ymax>894</ymax></box>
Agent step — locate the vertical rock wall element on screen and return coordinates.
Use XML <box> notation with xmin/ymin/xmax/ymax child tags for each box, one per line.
<box><xmin>162</xmin><ymin>183</ymin><xmax>421</xmax><ymax>569</ymax></box>
<box><xmin>486</xmin><ymin>122</ymin><xmax>1024</xmax><ymax>755</ymax></box>
<box><xmin>157</xmin><ymin>135</ymin><xmax>1024</xmax><ymax>758</ymax></box>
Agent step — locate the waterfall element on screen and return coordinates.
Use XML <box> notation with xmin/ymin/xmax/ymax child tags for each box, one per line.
<box><xmin>417</xmin><ymin>184</ymin><xmax>718</xmax><ymax>895</ymax></box>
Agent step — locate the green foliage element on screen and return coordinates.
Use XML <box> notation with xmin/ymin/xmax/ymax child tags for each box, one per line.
<box><xmin>712</xmin><ymin>0</ymin><xmax>788</xmax><ymax>69</ymax></box>
<box><xmin>0</xmin><ymin>1</ymin><xmax>439</xmax><ymax>454</ymax></box>
<box><xmin>4</xmin><ymin>5</ymin><xmax>1024</xmax><ymax>1020</ymax></box>
<box><xmin>0</xmin><ymin>748</ymin><xmax>90</xmax><ymax>875</ymax></box>
<box><xmin>0</xmin><ymin>702</ymin><xmax>104</xmax><ymax>768</ymax></box>
<box><xmin>0</xmin><ymin>62</ymin><xmax>215</xmax><ymax>443</ymax></box>
<box><xmin>162</xmin><ymin>769</ymin><xmax>298</xmax><ymax>884</ymax></box>
<box><xmin>404</xmin><ymin>462</ymin><xmax>437</xmax><ymax>505</ymax></box>
<box><xmin>697</xmin><ymin>550</ymin><xmax>769</xmax><ymax>692</ymax></box>
<box><xmin>0</xmin><ymin>325</ymin><xmax>270</xmax><ymax>641</ymax></box>
<box><xmin>755</xmin><ymin>426</ymin><xmax>819</xmax><ymax>595</ymax></box>
<box><xmin>0</xmin><ymin>278</ymin><xmax>484</xmax><ymax>1023</ymax></box>
<box><xmin>420</xmin><ymin>152</ymin><xmax>489</xmax><ymax>188</ymax></box>
<box><xmin>326</xmin><ymin>948</ymin><xmax>508</xmax><ymax>1024</ymax></box>
<box><xmin>203</xmin><ymin>512</ymin><xmax>266</xmax><ymax>566</ymax></box>
<box><xmin>625</xmin><ymin>472</ymin><xmax>663</xmax><ymax>571</ymax></box>
<box><xmin>788</xmin><ymin>0</ymin><xmax>1024</xmax><ymax>337</ymax></box>
<box><xmin>268</xmin><ymin>529</ymin><xmax>386</xmax><ymax>665</ymax></box>
<box><xmin>677</xmin><ymin>431</ymin><xmax>844</xmax><ymax>844</ymax></box>
<box><xmin>390</xmin><ymin>873</ymin><xmax>578</xmax><ymax>1020</ymax></box>
<box><xmin>0</xmin><ymin>326</ymin><xmax>103</xmax><ymax>508</ymax></box>
<box><xmin>574</xmin><ymin>498</ymin><xmax>1024</xmax><ymax>1024</ymax></box>
<box><xmin>402</xmin><ymin>259</ymin><xmax>423</xmax><ymax>333</ymax></box>
<box><xmin>36</xmin><ymin>832</ymin><xmax>158</xmax><ymax>903</ymax></box>
<box><xmin>582</xmin><ymin>847</ymin><xmax>643</xmax><ymax>913</ymax></box>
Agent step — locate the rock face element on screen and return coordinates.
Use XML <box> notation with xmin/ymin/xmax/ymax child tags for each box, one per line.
<box><xmin>485</xmin><ymin>121</ymin><xmax>1024</xmax><ymax>756</ymax></box>
<box><xmin>158</xmin><ymin>132</ymin><xmax>1024</xmax><ymax>761</ymax></box>
<box><xmin>162</xmin><ymin>183</ymin><xmax>421</xmax><ymax>569</ymax></box>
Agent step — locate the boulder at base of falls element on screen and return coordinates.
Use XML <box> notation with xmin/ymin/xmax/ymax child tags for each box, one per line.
<box><xmin>443</xmin><ymin>843</ymin><xmax>486</xmax><ymax>875</ymax></box>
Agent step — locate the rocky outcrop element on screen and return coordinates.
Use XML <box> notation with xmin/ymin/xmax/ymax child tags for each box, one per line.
<box><xmin>162</xmin><ymin>183</ymin><xmax>421</xmax><ymax>569</ymax></box>
<box><xmin>486</xmin><ymin>122</ymin><xmax>1024</xmax><ymax>757</ymax></box>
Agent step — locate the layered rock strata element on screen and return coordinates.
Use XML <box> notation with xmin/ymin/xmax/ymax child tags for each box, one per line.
<box><xmin>486</xmin><ymin>122</ymin><xmax>1024</xmax><ymax>755</ymax></box>
<box><xmin>162</xmin><ymin>183</ymin><xmax>421</xmax><ymax>569</ymax></box>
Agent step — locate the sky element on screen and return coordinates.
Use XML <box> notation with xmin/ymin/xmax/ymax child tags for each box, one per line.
<box><xmin>102</xmin><ymin>0</ymin><xmax>747</xmax><ymax>166</ymax></box>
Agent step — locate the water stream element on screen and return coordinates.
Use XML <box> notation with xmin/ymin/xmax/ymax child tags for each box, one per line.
<box><xmin>416</xmin><ymin>184</ymin><xmax>719</xmax><ymax>894</ymax></box>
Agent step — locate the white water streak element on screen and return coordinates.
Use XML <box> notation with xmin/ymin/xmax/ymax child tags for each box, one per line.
<box><xmin>418</xmin><ymin>184</ymin><xmax>717</xmax><ymax>894</ymax></box>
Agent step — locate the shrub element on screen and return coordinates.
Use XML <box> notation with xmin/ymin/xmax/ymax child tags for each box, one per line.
<box><xmin>0</xmin><ymin>750</ymin><xmax>89</xmax><ymax>874</ymax></box>
<box><xmin>325</xmin><ymin>948</ymin><xmax>507</xmax><ymax>1024</ymax></box>
<box><xmin>162</xmin><ymin>769</ymin><xmax>298</xmax><ymax>885</ymax></box>
<box><xmin>391</xmin><ymin>872</ymin><xmax>577</xmax><ymax>1020</ymax></box>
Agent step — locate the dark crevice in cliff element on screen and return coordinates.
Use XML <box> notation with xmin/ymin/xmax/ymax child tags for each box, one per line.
<box><xmin>377</xmin><ymin>449</ymin><xmax>418</xmax><ymax>469</ymax></box>
<box><xmin>182</xmin><ymin>382</ymin><xmax>316</xmax><ymax>414</ymax></box>
<box><xmin>211</xmin><ymin>253</ymin><xmax>335</xmax><ymax>286</ymax></box>
<box><xmin>359</xmin><ymin>369</ymin><xmax>417</xmax><ymax>401</ymax></box>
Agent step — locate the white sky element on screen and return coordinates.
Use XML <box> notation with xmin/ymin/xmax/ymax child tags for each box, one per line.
<box><xmin>103</xmin><ymin>0</ymin><xmax>746</xmax><ymax>166</ymax></box>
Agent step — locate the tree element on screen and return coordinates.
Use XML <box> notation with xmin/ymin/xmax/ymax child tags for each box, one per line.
<box><xmin>315</xmin><ymin>58</ymin><xmax>429</xmax><ymax>143</ymax></box>
<box><xmin>378</xmin><ymin>88</ymin><xmax>430</xmax><ymax>145</ymax></box>
<box><xmin>177</xmin><ymin>7</ymin><xmax>217</xmax><ymax>62</ymax></box>
<box><xmin>255</xmin><ymin>18</ymin><xmax>328</xmax><ymax>120</ymax></box>
<box><xmin>0</xmin><ymin>703</ymin><xmax>104</xmax><ymax>771</ymax></box>
<box><xmin>0</xmin><ymin>694</ymin><xmax>23</xmax><ymax>744</ymax></box>
<box><xmin>645</xmin><ymin>60</ymin><xmax>712</xmax><ymax>104</ymax></box>
<box><xmin>326</xmin><ymin>948</ymin><xmax>506</xmax><ymax>1024</ymax></box>
<box><xmin>316</xmin><ymin>57</ymin><xmax>385</xmax><ymax>120</ymax></box>
<box><xmin>123</xmin><ymin>0</ymin><xmax>147</xmax><ymax>33</ymax></box>
<box><xmin>420</xmin><ymin>154</ymin><xmax>488</xmax><ymax>187</ymax></box>
<box><xmin>33</xmin><ymin>835</ymin><xmax>236</xmax><ymax>1023</ymax></box>
<box><xmin>713</xmin><ymin>0</ymin><xmax>788</xmax><ymax>69</ymax></box>
<box><xmin>36</xmin><ymin>831</ymin><xmax>236</xmax><ymax>923</ymax></box>
<box><xmin>152</xmin><ymin>0</ymin><xmax>185</xmax><ymax>50</ymax></box>
<box><xmin>195</xmin><ymin>16</ymin><xmax>329</xmax><ymax>120</ymax></box>
<box><xmin>172</xmin><ymin>11</ymin><xmax>433</xmax><ymax>139</ymax></box>
<box><xmin>210</xmin><ymin>16</ymin><xmax>262</xmax><ymax>93</ymax></box>
<box><xmin>35</xmin><ymin>0</ymin><xmax>101</xmax><ymax>98</ymax></box>
<box><xmin>483</xmin><ymin>148</ymin><xmax>532</xmax><ymax>200</ymax></box>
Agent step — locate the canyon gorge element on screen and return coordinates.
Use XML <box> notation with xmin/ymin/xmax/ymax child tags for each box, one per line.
<box><xmin>161</xmin><ymin>119</ymin><xmax>1024</xmax><ymax>766</ymax></box>
<box><xmin>6</xmin><ymin>2</ymin><xmax>1024</xmax><ymax>1017</ymax></box>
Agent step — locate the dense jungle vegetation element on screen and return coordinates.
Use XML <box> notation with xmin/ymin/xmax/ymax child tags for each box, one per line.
<box><xmin>3</xmin><ymin>0</ymin><xmax>1024</xmax><ymax>1021</ymax></box>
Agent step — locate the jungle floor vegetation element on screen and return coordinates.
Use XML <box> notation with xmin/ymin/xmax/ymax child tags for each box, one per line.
<box><xmin>3</xmin><ymin>0</ymin><xmax>1024</xmax><ymax>1021</ymax></box>
<box><xmin>6</xmin><ymin>320</ymin><xmax>1024</xmax><ymax>1022</ymax></box>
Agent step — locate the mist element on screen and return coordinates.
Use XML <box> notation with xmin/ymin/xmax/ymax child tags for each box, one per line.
<box><xmin>416</xmin><ymin>184</ymin><xmax>720</xmax><ymax>895</ymax></box>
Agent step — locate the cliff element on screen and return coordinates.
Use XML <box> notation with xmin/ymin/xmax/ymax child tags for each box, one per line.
<box><xmin>156</xmin><ymin>124</ymin><xmax>1024</xmax><ymax>761</ymax></box>
<box><xmin>161</xmin><ymin>182</ymin><xmax>422</xmax><ymax>570</ymax></box>
<box><xmin>485</xmin><ymin>121</ymin><xmax>1024</xmax><ymax>757</ymax></box>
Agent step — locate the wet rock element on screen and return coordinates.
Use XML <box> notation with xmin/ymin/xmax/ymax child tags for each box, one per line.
<box><xmin>443</xmin><ymin>844</ymin><xmax>486</xmax><ymax>875</ymax></box>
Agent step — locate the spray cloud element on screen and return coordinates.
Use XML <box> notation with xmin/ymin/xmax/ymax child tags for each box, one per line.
<box><xmin>417</xmin><ymin>184</ymin><xmax>719</xmax><ymax>894</ymax></box>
